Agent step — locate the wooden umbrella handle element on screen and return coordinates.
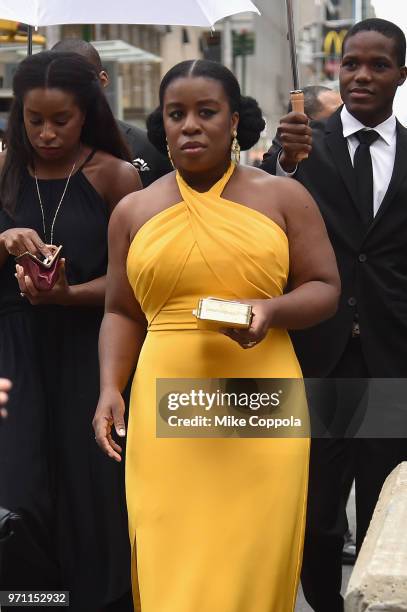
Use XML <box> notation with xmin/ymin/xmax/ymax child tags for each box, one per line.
<box><xmin>290</xmin><ymin>89</ymin><xmax>305</xmax><ymax>113</ymax></box>
<box><xmin>290</xmin><ymin>90</ymin><xmax>309</xmax><ymax>161</ymax></box>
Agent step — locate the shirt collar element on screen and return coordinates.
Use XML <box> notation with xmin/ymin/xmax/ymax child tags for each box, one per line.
<box><xmin>341</xmin><ymin>105</ymin><xmax>396</xmax><ymax>146</ymax></box>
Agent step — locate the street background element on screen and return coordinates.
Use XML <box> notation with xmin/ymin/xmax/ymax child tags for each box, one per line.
<box><xmin>0</xmin><ymin>0</ymin><xmax>380</xmax><ymax>159</ymax></box>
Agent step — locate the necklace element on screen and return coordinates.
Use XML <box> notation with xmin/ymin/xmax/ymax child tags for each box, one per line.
<box><xmin>34</xmin><ymin>154</ymin><xmax>79</xmax><ymax>245</ymax></box>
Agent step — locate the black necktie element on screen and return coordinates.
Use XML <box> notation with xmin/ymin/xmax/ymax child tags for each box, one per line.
<box><xmin>353</xmin><ymin>129</ymin><xmax>380</xmax><ymax>226</ymax></box>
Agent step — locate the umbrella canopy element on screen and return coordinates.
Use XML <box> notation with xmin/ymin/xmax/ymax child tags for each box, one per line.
<box><xmin>0</xmin><ymin>0</ymin><xmax>260</xmax><ymax>28</ymax></box>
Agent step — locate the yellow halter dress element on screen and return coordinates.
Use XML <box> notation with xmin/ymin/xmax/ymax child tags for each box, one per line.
<box><xmin>126</xmin><ymin>163</ymin><xmax>309</xmax><ymax>612</ymax></box>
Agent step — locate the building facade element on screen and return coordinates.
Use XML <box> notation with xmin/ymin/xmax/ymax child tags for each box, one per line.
<box><xmin>0</xmin><ymin>1</ymin><xmax>377</xmax><ymax>152</ymax></box>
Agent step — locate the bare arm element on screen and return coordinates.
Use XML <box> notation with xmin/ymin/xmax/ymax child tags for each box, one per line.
<box><xmin>93</xmin><ymin>193</ymin><xmax>147</xmax><ymax>461</ymax></box>
<box><xmin>224</xmin><ymin>177</ymin><xmax>340</xmax><ymax>348</ymax></box>
<box><xmin>99</xmin><ymin>196</ymin><xmax>147</xmax><ymax>393</ymax></box>
<box><xmin>268</xmin><ymin>177</ymin><xmax>340</xmax><ymax>328</ymax></box>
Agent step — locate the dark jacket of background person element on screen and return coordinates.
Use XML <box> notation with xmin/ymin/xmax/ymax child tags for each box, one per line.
<box><xmin>118</xmin><ymin>120</ymin><xmax>172</xmax><ymax>187</ymax></box>
<box><xmin>261</xmin><ymin>106</ymin><xmax>407</xmax><ymax>378</ymax></box>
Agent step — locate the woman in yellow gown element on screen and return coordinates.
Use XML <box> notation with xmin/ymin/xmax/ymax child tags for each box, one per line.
<box><xmin>93</xmin><ymin>60</ymin><xmax>340</xmax><ymax>612</ymax></box>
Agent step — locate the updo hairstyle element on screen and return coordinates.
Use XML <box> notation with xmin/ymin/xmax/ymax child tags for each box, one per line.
<box><xmin>147</xmin><ymin>59</ymin><xmax>265</xmax><ymax>156</ymax></box>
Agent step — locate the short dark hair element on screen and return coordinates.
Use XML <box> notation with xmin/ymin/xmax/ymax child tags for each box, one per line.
<box><xmin>342</xmin><ymin>18</ymin><xmax>406</xmax><ymax>67</ymax></box>
<box><xmin>147</xmin><ymin>59</ymin><xmax>265</xmax><ymax>155</ymax></box>
<box><xmin>0</xmin><ymin>50</ymin><xmax>130</xmax><ymax>215</ymax></box>
<box><xmin>52</xmin><ymin>38</ymin><xmax>103</xmax><ymax>72</ymax></box>
<box><xmin>287</xmin><ymin>85</ymin><xmax>333</xmax><ymax>118</ymax></box>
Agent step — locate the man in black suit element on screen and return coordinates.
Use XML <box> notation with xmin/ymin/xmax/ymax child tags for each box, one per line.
<box><xmin>261</xmin><ymin>18</ymin><xmax>407</xmax><ymax>612</ymax></box>
<box><xmin>52</xmin><ymin>39</ymin><xmax>172</xmax><ymax>187</ymax></box>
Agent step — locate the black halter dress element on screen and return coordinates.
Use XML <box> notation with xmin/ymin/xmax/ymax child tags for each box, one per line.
<box><xmin>0</xmin><ymin>152</ymin><xmax>131</xmax><ymax>611</ymax></box>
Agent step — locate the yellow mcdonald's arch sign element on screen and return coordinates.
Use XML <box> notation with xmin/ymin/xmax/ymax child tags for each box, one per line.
<box><xmin>323</xmin><ymin>29</ymin><xmax>348</xmax><ymax>56</ymax></box>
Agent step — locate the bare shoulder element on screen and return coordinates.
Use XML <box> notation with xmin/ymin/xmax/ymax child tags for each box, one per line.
<box><xmin>224</xmin><ymin>165</ymin><xmax>317</xmax><ymax>234</ymax></box>
<box><xmin>91</xmin><ymin>150</ymin><xmax>139</xmax><ymax>183</ymax></box>
<box><xmin>141</xmin><ymin>170</ymin><xmax>179</xmax><ymax>202</ymax></box>
<box><xmin>239</xmin><ymin>164</ymin><xmax>310</xmax><ymax>197</ymax></box>
<box><xmin>83</xmin><ymin>149</ymin><xmax>141</xmax><ymax>209</ymax></box>
<box><xmin>229</xmin><ymin>164</ymin><xmax>285</xmax><ymax>197</ymax></box>
<box><xmin>110</xmin><ymin>170</ymin><xmax>181</xmax><ymax>240</ymax></box>
<box><xmin>240</xmin><ymin>165</ymin><xmax>318</xmax><ymax>213</ymax></box>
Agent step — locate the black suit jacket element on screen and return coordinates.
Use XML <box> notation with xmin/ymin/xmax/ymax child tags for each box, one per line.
<box><xmin>118</xmin><ymin>120</ymin><xmax>172</xmax><ymax>188</ymax></box>
<box><xmin>261</xmin><ymin>107</ymin><xmax>407</xmax><ymax>377</ymax></box>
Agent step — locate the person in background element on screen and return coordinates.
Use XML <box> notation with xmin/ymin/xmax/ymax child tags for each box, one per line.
<box><xmin>264</xmin><ymin>85</ymin><xmax>343</xmax><ymax>165</ymax></box>
<box><xmin>52</xmin><ymin>38</ymin><xmax>173</xmax><ymax>187</ymax></box>
<box><xmin>261</xmin><ymin>18</ymin><xmax>407</xmax><ymax>612</ymax></box>
<box><xmin>0</xmin><ymin>51</ymin><xmax>141</xmax><ymax>611</ymax></box>
<box><xmin>287</xmin><ymin>85</ymin><xmax>342</xmax><ymax>121</ymax></box>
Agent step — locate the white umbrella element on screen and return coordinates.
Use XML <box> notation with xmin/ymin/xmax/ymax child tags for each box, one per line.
<box><xmin>0</xmin><ymin>0</ymin><xmax>260</xmax><ymax>28</ymax></box>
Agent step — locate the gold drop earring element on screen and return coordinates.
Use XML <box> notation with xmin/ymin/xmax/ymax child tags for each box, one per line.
<box><xmin>166</xmin><ymin>139</ymin><xmax>175</xmax><ymax>169</ymax></box>
<box><xmin>231</xmin><ymin>130</ymin><xmax>240</xmax><ymax>164</ymax></box>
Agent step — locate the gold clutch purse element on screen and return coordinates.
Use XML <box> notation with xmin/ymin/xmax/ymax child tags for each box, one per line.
<box><xmin>192</xmin><ymin>297</ymin><xmax>253</xmax><ymax>331</ymax></box>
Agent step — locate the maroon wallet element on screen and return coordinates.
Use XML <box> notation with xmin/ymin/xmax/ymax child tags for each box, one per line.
<box><xmin>15</xmin><ymin>245</ymin><xmax>63</xmax><ymax>291</ymax></box>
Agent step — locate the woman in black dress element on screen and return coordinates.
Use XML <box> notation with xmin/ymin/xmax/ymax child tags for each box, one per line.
<box><xmin>0</xmin><ymin>51</ymin><xmax>141</xmax><ymax>611</ymax></box>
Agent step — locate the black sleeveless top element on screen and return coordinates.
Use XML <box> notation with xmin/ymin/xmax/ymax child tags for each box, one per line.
<box><xmin>0</xmin><ymin>151</ymin><xmax>109</xmax><ymax>315</ymax></box>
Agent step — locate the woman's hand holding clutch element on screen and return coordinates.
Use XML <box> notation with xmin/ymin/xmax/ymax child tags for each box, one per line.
<box><xmin>15</xmin><ymin>258</ymin><xmax>71</xmax><ymax>305</ymax></box>
<box><xmin>93</xmin><ymin>388</ymin><xmax>126</xmax><ymax>462</ymax></box>
<box><xmin>221</xmin><ymin>299</ymin><xmax>274</xmax><ymax>350</ymax></box>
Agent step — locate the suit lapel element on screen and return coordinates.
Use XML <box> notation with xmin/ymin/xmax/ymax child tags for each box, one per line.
<box><xmin>367</xmin><ymin>121</ymin><xmax>407</xmax><ymax>233</ymax></box>
<box><xmin>324</xmin><ymin>109</ymin><xmax>363</xmax><ymax>221</ymax></box>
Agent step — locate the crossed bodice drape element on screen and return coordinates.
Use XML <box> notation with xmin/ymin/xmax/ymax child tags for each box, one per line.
<box><xmin>127</xmin><ymin>163</ymin><xmax>289</xmax><ymax>330</ymax></box>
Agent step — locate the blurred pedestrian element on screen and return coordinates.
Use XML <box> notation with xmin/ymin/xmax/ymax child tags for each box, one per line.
<box><xmin>287</xmin><ymin>85</ymin><xmax>342</xmax><ymax>121</ymax></box>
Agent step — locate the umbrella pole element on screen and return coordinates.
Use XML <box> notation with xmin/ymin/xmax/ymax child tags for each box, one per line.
<box><xmin>285</xmin><ymin>0</ymin><xmax>300</xmax><ymax>91</ymax></box>
<box><xmin>27</xmin><ymin>26</ymin><xmax>33</xmax><ymax>55</ymax></box>
<box><xmin>285</xmin><ymin>0</ymin><xmax>308</xmax><ymax>160</ymax></box>
<box><xmin>285</xmin><ymin>0</ymin><xmax>304</xmax><ymax>111</ymax></box>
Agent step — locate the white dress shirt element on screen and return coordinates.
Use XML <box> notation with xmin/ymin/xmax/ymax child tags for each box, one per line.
<box><xmin>276</xmin><ymin>105</ymin><xmax>397</xmax><ymax>216</ymax></box>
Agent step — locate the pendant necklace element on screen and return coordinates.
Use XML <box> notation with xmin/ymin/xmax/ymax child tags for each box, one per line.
<box><xmin>34</xmin><ymin>149</ymin><xmax>81</xmax><ymax>246</ymax></box>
